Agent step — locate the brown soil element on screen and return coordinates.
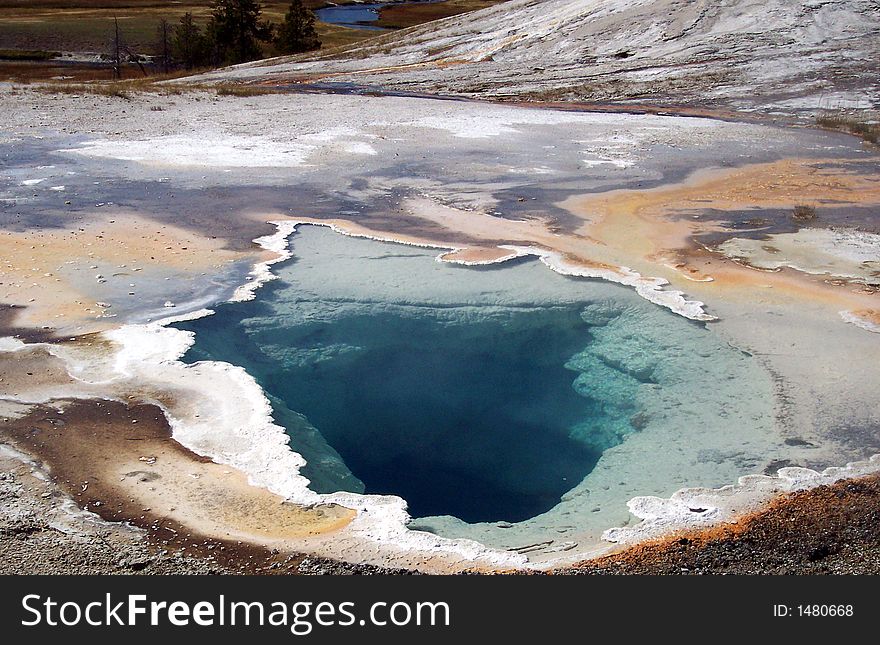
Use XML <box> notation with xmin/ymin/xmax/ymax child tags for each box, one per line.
<box><xmin>377</xmin><ymin>0</ymin><xmax>507</xmax><ymax>30</ymax></box>
<box><xmin>1</xmin><ymin>399</ymin><xmax>355</xmax><ymax>557</ymax></box>
<box><xmin>0</xmin><ymin>446</ymin><xmax>402</xmax><ymax>575</ymax></box>
<box><xmin>560</xmin><ymin>474</ymin><xmax>880</xmax><ymax>575</ymax></box>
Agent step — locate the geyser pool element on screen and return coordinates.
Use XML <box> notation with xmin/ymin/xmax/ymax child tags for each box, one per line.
<box><xmin>176</xmin><ymin>225</ymin><xmax>785</xmax><ymax>548</ymax></box>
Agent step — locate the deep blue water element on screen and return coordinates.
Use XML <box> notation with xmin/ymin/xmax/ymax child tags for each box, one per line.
<box><xmin>179</xmin><ymin>298</ymin><xmax>605</xmax><ymax>523</ymax></box>
<box><xmin>172</xmin><ymin>224</ymin><xmax>689</xmax><ymax>525</ymax></box>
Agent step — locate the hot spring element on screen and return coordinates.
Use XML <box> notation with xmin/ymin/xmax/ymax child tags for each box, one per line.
<box><xmin>176</xmin><ymin>225</ymin><xmax>796</xmax><ymax>553</ymax></box>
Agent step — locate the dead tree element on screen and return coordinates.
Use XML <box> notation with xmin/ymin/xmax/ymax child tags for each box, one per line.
<box><xmin>157</xmin><ymin>18</ymin><xmax>171</xmax><ymax>74</ymax></box>
<box><xmin>113</xmin><ymin>17</ymin><xmax>121</xmax><ymax>80</ymax></box>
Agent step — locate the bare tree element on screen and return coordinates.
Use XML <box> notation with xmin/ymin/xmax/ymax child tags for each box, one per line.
<box><xmin>157</xmin><ymin>18</ymin><xmax>171</xmax><ymax>74</ymax></box>
<box><xmin>113</xmin><ymin>16</ymin><xmax>121</xmax><ymax>79</ymax></box>
<box><xmin>110</xmin><ymin>16</ymin><xmax>147</xmax><ymax>78</ymax></box>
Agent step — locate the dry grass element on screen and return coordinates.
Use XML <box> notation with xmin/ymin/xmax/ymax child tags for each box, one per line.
<box><xmin>215</xmin><ymin>84</ymin><xmax>285</xmax><ymax>97</ymax></box>
<box><xmin>817</xmin><ymin>114</ymin><xmax>879</xmax><ymax>145</ymax></box>
<box><xmin>376</xmin><ymin>0</ymin><xmax>506</xmax><ymax>30</ymax></box>
<box><xmin>791</xmin><ymin>204</ymin><xmax>817</xmax><ymax>222</ymax></box>
<box><xmin>28</xmin><ymin>73</ymin><xmax>290</xmax><ymax>100</ymax></box>
<box><xmin>31</xmin><ymin>82</ymin><xmax>132</xmax><ymax>99</ymax></box>
<box><xmin>29</xmin><ymin>70</ymin><xmax>199</xmax><ymax>98</ymax></box>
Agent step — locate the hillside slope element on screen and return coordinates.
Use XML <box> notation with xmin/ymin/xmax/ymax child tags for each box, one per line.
<box><xmin>195</xmin><ymin>0</ymin><xmax>880</xmax><ymax>115</ymax></box>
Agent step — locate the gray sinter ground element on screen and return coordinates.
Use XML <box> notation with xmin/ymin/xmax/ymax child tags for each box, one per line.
<box><xmin>194</xmin><ymin>0</ymin><xmax>880</xmax><ymax>116</ymax></box>
<box><xmin>2</xmin><ymin>93</ymin><xmax>866</xmax><ymax>243</ymax></box>
<box><xmin>3</xmin><ymin>92</ymin><xmax>867</xmax><ymax>335</ymax></box>
<box><xmin>1</xmin><ymin>90</ymin><xmax>878</xmax><ymax>561</ymax></box>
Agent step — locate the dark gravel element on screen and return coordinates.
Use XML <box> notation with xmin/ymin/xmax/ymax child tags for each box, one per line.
<box><xmin>558</xmin><ymin>475</ymin><xmax>880</xmax><ymax>575</ymax></box>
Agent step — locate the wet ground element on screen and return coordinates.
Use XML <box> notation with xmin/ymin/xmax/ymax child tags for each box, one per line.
<box><xmin>1</xmin><ymin>87</ymin><xmax>878</xmax><ymax>567</ymax></box>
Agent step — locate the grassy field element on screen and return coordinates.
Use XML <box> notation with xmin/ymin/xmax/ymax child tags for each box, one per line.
<box><xmin>377</xmin><ymin>0</ymin><xmax>505</xmax><ymax>30</ymax></box>
<box><xmin>0</xmin><ymin>1</ymin><xmax>507</xmax><ymax>55</ymax></box>
<box><xmin>0</xmin><ymin>1</ymin><xmax>373</xmax><ymax>58</ymax></box>
<box><xmin>0</xmin><ymin>0</ymin><xmax>508</xmax><ymax>82</ymax></box>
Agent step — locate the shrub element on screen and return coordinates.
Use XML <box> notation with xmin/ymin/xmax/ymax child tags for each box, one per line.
<box><xmin>816</xmin><ymin>114</ymin><xmax>879</xmax><ymax>145</ymax></box>
<box><xmin>791</xmin><ymin>204</ymin><xmax>817</xmax><ymax>222</ymax></box>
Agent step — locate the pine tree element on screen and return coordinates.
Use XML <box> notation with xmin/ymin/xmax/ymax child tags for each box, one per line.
<box><xmin>208</xmin><ymin>0</ymin><xmax>273</xmax><ymax>65</ymax></box>
<box><xmin>275</xmin><ymin>0</ymin><xmax>321</xmax><ymax>55</ymax></box>
<box><xmin>172</xmin><ymin>12</ymin><xmax>207</xmax><ymax>69</ymax></box>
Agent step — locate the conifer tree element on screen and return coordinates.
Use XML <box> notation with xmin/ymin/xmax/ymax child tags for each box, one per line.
<box><xmin>275</xmin><ymin>0</ymin><xmax>321</xmax><ymax>55</ymax></box>
<box><xmin>208</xmin><ymin>0</ymin><xmax>273</xmax><ymax>65</ymax></box>
<box><xmin>172</xmin><ymin>12</ymin><xmax>207</xmax><ymax>69</ymax></box>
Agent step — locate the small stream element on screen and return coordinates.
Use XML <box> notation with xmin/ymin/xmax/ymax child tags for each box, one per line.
<box><xmin>315</xmin><ymin>1</ymin><xmax>440</xmax><ymax>31</ymax></box>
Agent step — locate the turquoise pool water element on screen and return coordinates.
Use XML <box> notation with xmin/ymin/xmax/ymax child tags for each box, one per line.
<box><xmin>176</xmin><ymin>225</ymin><xmax>782</xmax><ymax>542</ymax></box>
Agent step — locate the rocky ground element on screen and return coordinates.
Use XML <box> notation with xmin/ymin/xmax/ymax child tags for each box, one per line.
<box><xmin>560</xmin><ymin>475</ymin><xmax>880</xmax><ymax>575</ymax></box>
<box><xmin>4</xmin><ymin>438</ymin><xmax>879</xmax><ymax>574</ymax></box>
<box><xmin>0</xmin><ymin>444</ymin><xmax>410</xmax><ymax>575</ymax></box>
<box><xmin>194</xmin><ymin>0</ymin><xmax>880</xmax><ymax>117</ymax></box>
